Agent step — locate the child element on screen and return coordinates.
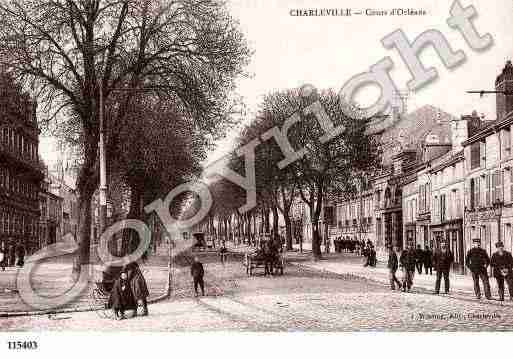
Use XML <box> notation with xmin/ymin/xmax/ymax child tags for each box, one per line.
<box><xmin>107</xmin><ymin>271</ymin><xmax>136</xmax><ymax>320</ymax></box>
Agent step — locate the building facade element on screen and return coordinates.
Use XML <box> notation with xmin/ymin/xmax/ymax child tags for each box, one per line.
<box><xmin>462</xmin><ymin>61</ymin><xmax>513</xmax><ymax>265</ymax></box>
<box><xmin>0</xmin><ymin>74</ymin><xmax>43</xmax><ymax>253</ymax></box>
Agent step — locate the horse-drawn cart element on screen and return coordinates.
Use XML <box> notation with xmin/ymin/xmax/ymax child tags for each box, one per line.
<box><xmin>243</xmin><ymin>248</ymin><xmax>285</xmax><ymax>276</ymax></box>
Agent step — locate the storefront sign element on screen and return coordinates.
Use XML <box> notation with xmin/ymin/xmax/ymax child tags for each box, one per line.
<box><xmin>465</xmin><ymin>210</ymin><xmax>498</xmax><ymax>224</ymax></box>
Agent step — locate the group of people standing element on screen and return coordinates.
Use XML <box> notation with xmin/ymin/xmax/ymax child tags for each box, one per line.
<box><xmin>387</xmin><ymin>238</ymin><xmax>513</xmax><ymax>301</ymax></box>
<box><xmin>333</xmin><ymin>237</ymin><xmax>364</xmax><ymax>254</ymax></box>
<box><xmin>466</xmin><ymin>238</ymin><xmax>513</xmax><ymax>301</ymax></box>
<box><xmin>0</xmin><ymin>240</ymin><xmax>26</xmax><ymax>270</ymax></box>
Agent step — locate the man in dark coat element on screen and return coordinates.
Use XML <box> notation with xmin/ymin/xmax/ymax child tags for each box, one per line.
<box><xmin>190</xmin><ymin>256</ymin><xmax>205</xmax><ymax>296</ymax></box>
<box><xmin>433</xmin><ymin>241</ymin><xmax>454</xmax><ymax>294</ymax></box>
<box><xmin>8</xmin><ymin>243</ymin><xmax>15</xmax><ymax>267</ymax></box>
<box><xmin>107</xmin><ymin>270</ymin><xmax>137</xmax><ymax>320</ymax></box>
<box><xmin>415</xmin><ymin>244</ymin><xmax>424</xmax><ymax>274</ymax></box>
<box><xmin>400</xmin><ymin>243</ymin><xmax>416</xmax><ymax>292</ymax></box>
<box><xmin>424</xmin><ymin>246</ymin><xmax>433</xmax><ymax>275</ymax></box>
<box><xmin>490</xmin><ymin>241</ymin><xmax>513</xmax><ymax>301</ymax></box>
<box><xmin>124</xmin><ymin>262</ymin><xmax>150</xmax><ymax>316</ymax></box>
<box><xmin>465</xmin><ymin>238</ymin><xmax>492</xmax><ymax>300</ymax></box>
<box><xmin>15</xmin><ymin>242</ymin><xmax>25</xmax><ymax>267</ymax></box>
<box><xmin>387</xmin><ymin>245</ymin><xmax>401</xmax><ymax>290</ymax></box>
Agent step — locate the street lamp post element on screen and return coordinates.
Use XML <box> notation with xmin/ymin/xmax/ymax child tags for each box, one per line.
<box><xmin>98</xmin><ymin>85</ymin><xmax>107</xmax><ymax>239</ymax></box>
<box><xmin>492</xmin><ymin>199</ymin><xmax>503</xmax><ymax>276</ymax></box>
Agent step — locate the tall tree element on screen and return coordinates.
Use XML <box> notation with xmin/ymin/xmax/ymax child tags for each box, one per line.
<box><xmin>255</xmin><ymin>88</ymin><xmax>381</xmax><ymax>259</ymax></box>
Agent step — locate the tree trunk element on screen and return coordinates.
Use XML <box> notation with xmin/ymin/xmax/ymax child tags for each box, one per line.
<box><xmin>264</xmin><ymin>208</ymin><xmax>270</xmax><ymax>233</ymax></box>
<box><xmin>284</xmin><ymin>215</ymin><xmax>293</xmax><ymax>251</ymax></box>
<box><xmin>272</xmin><ymin>205</ymin><xmax>279</xmax><ymax>238</ymax></box>
<box><xmin>310</xmin><ymin>201</ymin><xmax>322</xmax><ymax>260</ymax></box>
<box><xmin>72</xmin><ymin>147</ymin><xmax>98</xmax><ymax>279</ymax></box>
<box><xmin>122</xmin><ymin>187</ymin><xmax>142</xmax><ymax>256</ymax></box>
<box><xmin>72</xmin><ymin>186</ymin><xmax>95</xmax><ymax>280</ymax></box>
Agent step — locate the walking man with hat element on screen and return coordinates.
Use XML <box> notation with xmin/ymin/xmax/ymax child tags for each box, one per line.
<box><xmin>465</xmin><ymin>238</ymin><xmax>492</xmax><ymax>300</ymax></box>
<box><xmin>433</xmin><ymin>241</ymin><xmax>454</xmax><ymax>294</ymax></box>
<box><xmin>490</xmin><ymin>241</ymin><xmax>513</xmax><ymax>301</ymax></box>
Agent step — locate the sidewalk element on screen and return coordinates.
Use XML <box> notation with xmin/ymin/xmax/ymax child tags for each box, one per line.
<box><xmin>227</xmin><ymin>241</ymin><xmax>484</xmax><ymax>296</ymax></box>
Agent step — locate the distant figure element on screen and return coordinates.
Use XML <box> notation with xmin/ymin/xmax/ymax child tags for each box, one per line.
<box><xmin>387</xmin><ymin>245</ymin><xmax>401</xmax><ymax>290</ymax></box>
<box><xmin>433</xmin><ymin>241</ymin><xmax>454</xmax><ymax>295</ymax></box>
<box><xmin>190</xmin><ymin>256</ymin><xmax>205</xmax><ymax>297</ymax></box>
<box><xmin>490</xmin><ymin>241</ymin><xmax>513</xmax><ymax>301</ymax></box>
<box><xmin>0</xmin><ymin>242</ymin><xmax>6</xmax><ymax>271</ymax></box>
<box><xmin>415</xmin><ymin>244</ymin><xmax>424</xmax><ymax>274</ymax></box>
<box><xmin>466</xmin><ymin>238</ymin><xmax>492</xmax><ymax>300</ymax></box>
<box><xmin>8</xmin><ymin>243</ymin><xmax>15</xmax><ymax>267</ymax></box>
<box><xmin>15</xmin><ymin>242</ymin><xmax>25</xmax><ymax>267</ymax></box>
<box><xmin>400</xmin><ymin>243</ymin><xmax>416</xmax><ymax>292</ymax></box>
<box><xmin>219</xmin><ymin>243</ymin><xmax>228</xmax><ymax>265</ymax></box>
<box><xmin>108</xmin><ymin>270</ymin><xmax>136</xmax><ymax>320</ymax></box>
<box><xmin>424</xmin><ymin>246</ymin><xmax>433</xmax><ymax>275</ymax></box>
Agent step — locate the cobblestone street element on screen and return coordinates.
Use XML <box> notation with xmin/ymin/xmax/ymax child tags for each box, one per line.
<box><xmin>3</xmin><ymin>251</ymin><xmax>513</xmax><ymax>331</ymax></box>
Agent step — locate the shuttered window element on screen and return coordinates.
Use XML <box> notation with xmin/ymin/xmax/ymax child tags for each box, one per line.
<box><xmin>510</xmin><ymin>170</ymin><xmax>513</xmax><ymax>204</ymax></box>
<box><xmin>496</xmin><ymin>170</ymin><xmax>503</xmax><ymax>202</ymax></box>
<box><xmin>475</xmin><ymin>177</ymin><xmax>480</xmax><ymax>207</ymax></box>
<box><xmin>486</xmin><ymin>174</ymin><xmax>491</xmax><ymax>206</ymax></box>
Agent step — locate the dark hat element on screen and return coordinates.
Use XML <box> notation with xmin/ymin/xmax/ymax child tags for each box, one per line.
<box><xmin>472</xmin><ymin>238</ymin><xmax>481</xmax><ymax>243</ymax></box>
<box><xmin>496</xmin><ymin>241</ymin><xmax>504</xmax><ymax>248</ymax></box>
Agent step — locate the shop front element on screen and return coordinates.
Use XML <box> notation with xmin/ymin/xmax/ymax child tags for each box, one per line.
<box><xmin>430</xmin><ymin>219</ymin><xmax>464</xmax><ymax>274</ymax></box>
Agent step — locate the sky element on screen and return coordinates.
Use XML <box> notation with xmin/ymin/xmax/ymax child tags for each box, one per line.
<box><xmin>39</xmin><ymin>0</ymin><xmax>513</xmax><ymax>176</ymax></box>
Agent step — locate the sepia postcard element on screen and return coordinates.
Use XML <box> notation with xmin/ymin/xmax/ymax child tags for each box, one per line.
<box><xmin>0</xmin><ymin>0</ymin><xmax>512</xmax><ymax>357</ymax></box>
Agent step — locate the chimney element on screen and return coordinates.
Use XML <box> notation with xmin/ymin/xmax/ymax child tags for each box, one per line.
<box><xmin>465</xmin><ymin>110</ymin><xmax>482</xmax><ymax>138</ymax></box>
<box><xmin>496</xmin><ymin>60</ymin><xmax>513</xmax><ymax>121</ymax></box>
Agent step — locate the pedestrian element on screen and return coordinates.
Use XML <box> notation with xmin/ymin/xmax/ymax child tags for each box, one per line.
<box><xmin>387</xmin><ymin>245</ymin><xmax>402</xmax><ymax>290</ymax></box>
<box><xmin>124</xmin><ymin>261</ymin><xmax>150</xmax><ymax>316</ymax></box>
<box><xmin>190</xmin><ymin>256</ymin><xmax>205</xmax><ymax>297</ymax></box>
<box><xmin>424</xmin><ymin>246</ymin><xmax>433</xmax><ymax>275</ymax></box>
<box><xmin>219</xmin><ymin>243</ymin><xmax>228</xmax><ymax>265</ymax></box>
<box><xmin>15</xmin><ymin>241</ymin><xmax>25</xmax><ymax>267</ymax></box>
<box><xmin>433</xmin><ymin>241</ymin><xmax>454</xmax><ymax>295</ymax></box>
<box><xmin>107</xmin><ymin>270</ymin><xmax>136</xmax><ymax>320</ymax></box>
<box><xmin>264</xmin><ymin>241</ymin><xmax>275</xmax><ymax>275</ymax></box>
<box><xmin>8</xmin><ymin>242</ymin><xmax>15</xmax><ymax>267</ymax></box>
<box><xmin>368</xmin><ymin>244</ymin><xmax>377</xmax><ymax>267</ymax></box>
<box><xmin>399</xmin><ymin>243</ymin><xmax>416</xmax><ymax>292</ymax></box>
<box><xmin>415</xmin><ymin>244</ymin><xmax>424</xmax><ymax>274</ymax></box>
<box><xmin>0</xmin><ymin>242</ymin><xmax>6</xmax><ymax>271</ymax></box>
<box><xmin>465</xmin><ymin>238</ymin><xmax>492</xmax><ymax>300</ymax></box>
<box><xmin>490</xmin><ymin>241</ymin><xmax>513</xmax><ymax>301</ymax></box>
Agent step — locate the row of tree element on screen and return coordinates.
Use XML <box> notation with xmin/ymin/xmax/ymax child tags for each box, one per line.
<box><xmin>189</xmin><ymin>88</ymin><xmax>382</xmax><ymax>260</ymax></box>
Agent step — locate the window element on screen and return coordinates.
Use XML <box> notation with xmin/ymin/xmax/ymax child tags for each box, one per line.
<box><xmin>454</xmin><ymin>189</ymin><xmax>461</xmax><ymax>217</ymax></box>
<box><xmin>494</xmin><ymin>170</ymin><xmax>503</xmax><ymax>203</ymax></box>
<box><xmin>480</xmin><ymin>140</ymin><xmax>486</xmax><ymax>168</ymax></box>
<box><xmin>433</xmin><ymin>196</ymin><xmax>438</xmax><ymax>222</ymax></box>
<box><xmin>510</xmin><ymin>170</ymin><xmax>513</xmax><ymax>204</ymax></box>
<box><xmin>485</xmin><ymin>174</ymin><xmax>490</xmax><ymax>206</ymax></box>
<box><xmin>440</xmin><ymin>194</ymin><xmax>446</xmax><ymax>222</ymax></box>
<box><xmin>470</xmin><ymin>177</ymin><xmax>480</xmax><ymax>209</ymax></box>
<box><xmin>504</xmin><ymin>127</ymin><xmax>511</xmax><ymax>158</ymax></box>
<box><xmin>470</xmin><ymin>142</ymin><xmax>480</xmax><ymax>169</ymax></box>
